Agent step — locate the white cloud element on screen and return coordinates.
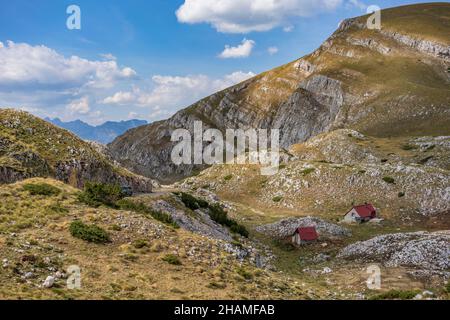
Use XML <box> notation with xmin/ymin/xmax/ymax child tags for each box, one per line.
<box><xmin>347</xmin><ymin>0</ymin><xmax>366</xmax><ymax>10</ymax></box>
<box><xmin>102</xmin><ymin>71</ymin><xmax>255</xmax><ymax>120</ymax></box>
<box><xmin>283</xmin><ymin>25</ymin><xmax>294</xmax><ymax>32</ymax></box>
<box><xmin>100</xmin><ymin>53</ymin><xmax>117</xmax><ymax>60</ymax></box>
<box><xmin>267</xmin><ymin>46</ymin><xmax>279</xmax><ymax>55</ymax></box>
<box><xmin>67</xmin><ymin>96</ymin><xmax>90</xmax><ymax>115</ymax></box>
<box><xmin>219</xmin><ymin>39</ymin><xmax>255</xmax><ymax>59</ymax></box>
<box><xmin>176</xmin><ymin>0</ymin><xmax>343</xmax><ymax>33</ymax></box>
<box><xmin>0</xmin><ymin>41</ymin><xmax>136</xmax><ymax>90</ymax></box>
<box><xmin>102</xmin><ymin>90</ymin><xmax>137</xmax><ymax>105</ymax></box>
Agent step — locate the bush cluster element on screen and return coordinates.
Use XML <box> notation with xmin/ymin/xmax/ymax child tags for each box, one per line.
<box><xmin>23</xmin><ymin>183</ymin><xmax>61</xmax><ymax>196</ymax></box>
<box><xmin>78</xmin><ymin>182</ymin><xmax>124</xmax><ymax>208</ymax></box>
<box><xmin>116</xmin><ymin>199</ymin><xmax>178</xmax><ymax>228</ymax></box>
<box><xmin>179</xmin><ymin>192</ymin><xmax>209</xmax><ymax>210</ymax></box>
<box><xmin>69</xmin><ymin>220</ymin><xmax>110</xmax><ymax>244</ymax></box>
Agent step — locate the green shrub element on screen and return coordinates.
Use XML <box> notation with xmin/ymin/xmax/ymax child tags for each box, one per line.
<box><xmin>272</xmin><ymin>196</ymin><xmax>283</xmax><ymax>202</ymax></box>
<box><xmin>418</xmin><ymin>156</ymin><xmax>433</xmax><ymax>165</ymax></box>
<box><xmin>445</xmin><ymin>282</ymin><xmax>450</xmax><ymax>293</ymax></box>
<box><xmin>23</xmin><ymin>183</ymin><xmax>60</xmax><ymax>196</ymax></box>
<box><xmin>369</xmin><ymin>289</ymin><xmax>419</xmax><ymax>300</ymax></box>
<box><xmin>69</xmin><ymin>220</ymin><xmax>110</xmax><ymax>244</ymax></box>
<box><xmin>208</xmin><ymin>204</ymin><xmax>249</xmax><ymax>237</ymax></box>
<box><xmin>236</xmin><ymin>267</ymin><xmax>253</xmax><ymax>280</ymax></box>
<box><xmin>223</xmin><ymin>174</ymin><xmax>233</xmax><ymax>181</ymax></box>
<box><xmin>301</xmin><ymin>168</ymin><xmax>315</xmax><ymax>175</ymax></box>
<box><xmin>278</xmin><ymin>164</ymin><xmax>287</xmax><ymax>170</ymax></box>
<box><xmin>230</xmin><ymin>224</ymin><xmax>249</xmax><ymax>238</ymax></box>
<box><xmin>132</xmin><ymin>239</ymin><xmax>149</xmax><ymax>249</ymax></box>
<box><xmin>111</xmin><ymin>224</ymin><xmax>122</xmax><ymax>231</ymax></box>
<box><xmin>401</xmin><ymin>144</ymin><xmax>417</xmax><ymax>151</ymax></box>
<box><xmin>162</xmin><ymin>254</ymin><xmax>182</xmax><ymax>265</ymax></box>
<box><xmin>78</xmin><ymin>182</ymin><xmax>124</xmax><ymax>208</ymax></box>
<box><xmin>382</xmin><ymin>176</ymin><xmax>395</xmax><ymax>184</ymax></box>
<box><xmin>398</xmin><ymin>192</ymin><xmax>405</xmax><ymax>198</ymax></box>
<box><xmin>116</xmin><ymin>199</ymin><xmax>178</xmax><ymax>228</ymax></box>
<box><xmin>179</xmin><ymin>192</ymin><xmax>208</xmax><ymax>210</ymax></box>
<box><xmin>207</xmin><ymin>281</ymin><xmax>226</xmax><ymax>289</ymax></box>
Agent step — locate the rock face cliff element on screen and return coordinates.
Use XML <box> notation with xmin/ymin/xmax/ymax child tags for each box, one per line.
<box><xmin>109</xmin><ymin>3</ymin><xmax>450</xmax><ymax>183</ymax></box>
<box><xmin>0</xmin><ymin>109</ymin><xmax>153</xmax><ymax>192</ymax></box>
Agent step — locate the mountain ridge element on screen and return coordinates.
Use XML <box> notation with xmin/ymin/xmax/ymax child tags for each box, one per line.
<box><xmin>108</xmin><ymin>2</ymin><xmax>450</xmax><ymax>183</ymax></box>
<box><xmin>46</xmin><ymin>117</ymin><xmax>148</xmax><ymax>144</ymax></box>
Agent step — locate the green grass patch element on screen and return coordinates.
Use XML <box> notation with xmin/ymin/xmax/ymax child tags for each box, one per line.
<box><xmin>382</xmin><ymin>176</ymin><xmax>395</xmax><ymax>184</ymax></box>
<box><xmin>369</xmin><ymin>289</ymin><xmax>420</xmax><ymax>300</ymax></box>
<box><xmin>23</xmin><ymin>183</ymin><xmax>60</xmax><ymax>196</ymax></box>
<box><xmin>272</xmin><ymin>196</ymin><xmax>283</xmax><ymax>203</ymax></box>
<box><xmin>69</xmin><ymin>220</ymin><xmax>110</xmax><ymax>244</ymax></box>
<box><xmin>223</xmin><ymin>174</ymin><xmax>233</xmax><ymax>181</ymax></box>
<box><xmin>301</xmin><ymin>168</ymin><xmax>315</xmax><ymax>175</ymax></box>
<box><xmin>236</xmin><ymin>267</ymin><xmax>253</xmax><ymax>280</ymax></box>
<box><xmin>132</xmin><ymin>239</ymin><xmax>149</xmax><ymax>249</ymax></box>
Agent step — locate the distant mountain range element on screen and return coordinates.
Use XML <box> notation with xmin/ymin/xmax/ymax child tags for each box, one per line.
<box><xmin>45</xmin><ymin>117</ymin><xmax>147</xmax><ymax>144</ymax></box>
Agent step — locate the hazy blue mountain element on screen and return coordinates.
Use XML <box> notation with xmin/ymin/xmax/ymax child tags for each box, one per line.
<box><xmin>45</xmin><ymin>117</ymin><xmax>147</xmax><ymax>144</ymax></box>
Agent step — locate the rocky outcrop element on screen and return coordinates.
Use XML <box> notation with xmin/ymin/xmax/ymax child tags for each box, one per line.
<box><xmin>54</xmin><ymin>160</ymin><xmax>154</xmax><ymax>193</ymax></box>
<box><xmin>337</xmin><ymin>231</ymin><xmax>450</xmax><ymax>271</ymax></box>
<box><xmin>347</xmin><ymin>37</ymin><xmax>392</xmax><ymax>55</ymax></box>
<box><xmin>151</xmin><ymin>199</ymin><xmax>233</xmax><ymax>241</ymax></box>
<box><xmin>380</xmin><ymin>30</ymin><xmax>449</xmax><ymax>61</ymax></box>
<box><xmin>256</xmin><ymin>217</ymin><xmax>351</xmax><ymax>240</ymax></box>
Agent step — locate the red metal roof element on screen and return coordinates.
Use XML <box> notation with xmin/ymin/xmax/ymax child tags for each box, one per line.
<box><xmin>296</xmin><ymin>226</ymin><xmax>318</xmax><ymax>241</ymax></box>
<box><xmin>353</xmin><ymin>204</ymin><xmax>376</xmax><ymax>218</ymax></box>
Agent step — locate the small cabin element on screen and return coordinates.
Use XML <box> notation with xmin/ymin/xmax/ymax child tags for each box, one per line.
<box><xmin>292</xmin><ymin>226</ymin><xmax>318</xmax><ymax>245</ymax></box>
<box><xmin>343</xmin><ymin>204</ymin><xmax>376</xmax><ymax>223</ymax></box>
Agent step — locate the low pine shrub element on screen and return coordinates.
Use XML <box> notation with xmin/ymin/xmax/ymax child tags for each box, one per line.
<box><xmin>23</xmin><ymin>183</ymin><xmax>60</xmax><ymax>196</ymax></box>
<box><xmin>78</xmin><ymin>182</ymin><xmax>124</xmax><ymax>208</ymax></box>
<box><xmin>162</xmin><ymin>254</ymin><xmax>182</xmax><ymax>265</ymax></box>
<box><xmin>69</xmin><ymin>220</ymin><xmax>110</xmax><ymax>244</ymax></box>
<box><xmin>116</xmin><ymin>199</ymin><xmax>178</xmax><ymax>228</ymax></box>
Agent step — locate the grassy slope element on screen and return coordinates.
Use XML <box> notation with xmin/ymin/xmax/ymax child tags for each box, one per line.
<box><xmin>0</xmin><ymin>178</ymin><xmax>309</xmax><ymax>300</ymax></box>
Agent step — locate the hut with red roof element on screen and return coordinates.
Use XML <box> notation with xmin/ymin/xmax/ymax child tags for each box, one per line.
<box><xmin>292</xmin><ymin>226</ymin><xmax>318</xmax><ymax>245</ymax></box>
<box><xmin>343</xmin><ymin>203</ymin><xmax>377</xmax><ymax>223</ymax></box>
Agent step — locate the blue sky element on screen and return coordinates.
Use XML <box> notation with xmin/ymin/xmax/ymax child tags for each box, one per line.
<box><xmin>0</xmin><ymin>0</ymin><xmax>439</xmax><ymax>124</ymax></box>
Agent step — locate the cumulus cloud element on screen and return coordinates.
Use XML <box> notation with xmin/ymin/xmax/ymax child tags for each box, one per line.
<box><xmin>67</xmin><ymin>96</ymin><xmax>90</xmax><ymax>115</ymax></box>
<box><xmin>101</xmin><ymin>71</ymin><xmax>255</xmax><ymax>120</ymax></box>
<box><xmin>0</xmin><ymin>41</ymin><xmax>136</xmax><ymax>90</ymax></box>
<box><xmin>218</xmin><ymin>39</ymin><xmax>255</xmax><ymax>58</ymax></box>
<box><xmin>176</xmin><ymin>0</ymin><xmax>343</xmax><ymax>33</ymax></box>
<box><xmin>102</xmin><ymin>90</ymin><xmax>137</xmax><ymax>105</ymax></box>
<box><xmin>267</xmin><ymin>46</ymin><xmax>279</xmax><ymax>55</ymax></box>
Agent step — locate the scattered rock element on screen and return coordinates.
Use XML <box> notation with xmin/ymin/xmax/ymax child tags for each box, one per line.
<box><xmin>43</xmin><ymin>276</ymin><xmax>55</xmax><ymax>288</ymax></box>
<box><xmin>338</xmin><ymin>231</ymin><xmax>450</xmax><ymax>270</ymax></box>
